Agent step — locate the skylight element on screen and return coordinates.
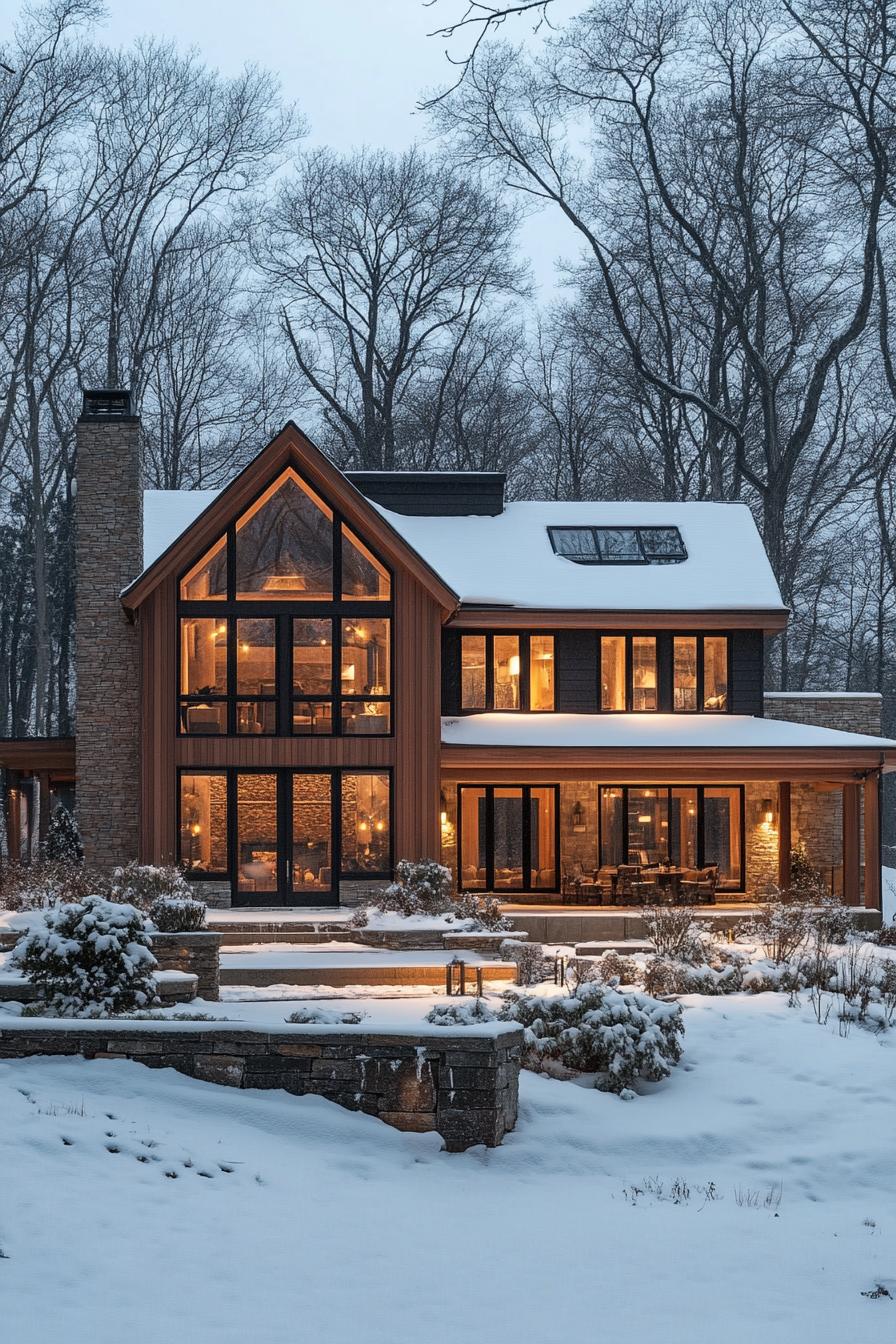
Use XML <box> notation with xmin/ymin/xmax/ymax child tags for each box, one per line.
<box><xmin>548</xmin><ymin>525</ymin><xmax>687</xmax><ymax>565</ymax></box>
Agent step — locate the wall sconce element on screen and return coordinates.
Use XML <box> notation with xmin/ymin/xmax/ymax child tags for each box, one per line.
<box><xmin>761</xmin><ymin>798</ymin><xmax>774</xmax><ymax>825</ymax></box>
<box><xmin>572</xmin><ymin>800</ymin><xmax>586</xmax><ymax>832</ymax></box>
<box><xmin>440</xmin><ymin>790</ymin><xmax>448</xmax><ymax>826</ymax></box>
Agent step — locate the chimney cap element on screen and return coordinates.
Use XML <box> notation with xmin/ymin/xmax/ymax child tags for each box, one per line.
<box><xmin>80</xmin><ymin>389</ymin><xmax>136</xmax><ymax>420</ymax></box>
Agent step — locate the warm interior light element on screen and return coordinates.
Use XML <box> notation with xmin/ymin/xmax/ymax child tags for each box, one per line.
<box><xmin>508</xmin><ymin>654</ymin><xmax>520</xmax><ymax>677</ymax></box>
<box><xmin>341</xmin><ymin>665</ymin><xmax>356</xmax><ymax>681</ymax></box>
<box><xmin>638</xmin><ymin>814</ymin><xmax>652</xmax><ymax>824</ymax></box>
<box><xmin>240</xmin><ymin>642</ymin><xmax>249</xmax><ymax>653</ymax></box>
<box><xmin>191</xmin><ymin>823</ymin><xmax>201</xmax><ymax>836</ymax></box>
<box><xmin>262</xmin><ymin>573</ymin><xmax>307</xmax><ymax>591</ymax></box>
<box><xmin>375</xmin><ymin>821</ymin><xmax>384</xmax><ymax>832</ymax></box>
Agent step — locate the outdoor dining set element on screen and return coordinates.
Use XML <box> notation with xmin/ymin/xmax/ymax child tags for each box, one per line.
<box><xmin>560</xmin><ymin>862</ymin><xmax>719</xmax><ymax>905</ymax></box>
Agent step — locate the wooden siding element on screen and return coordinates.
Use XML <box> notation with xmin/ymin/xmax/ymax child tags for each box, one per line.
<box><xmin>555</xmin><ymin>631</ymin><xmax>598</xmax><ymax>712</ymax></box>
<box><xmin>730</xmin><ymin>629</ymin><xmax>764</xmax><ymax>715</ymax></box>
<box><xmin>139</xmin><ymin>554</ymin><xmax>442</xmax><ymax>867</ymax></box>
<box><xmin>448</xmin><ymin>607</ymin><xmax>788</xmax><ymax>632</ymax></box>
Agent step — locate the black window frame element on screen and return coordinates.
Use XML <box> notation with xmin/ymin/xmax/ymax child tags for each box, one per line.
<box><xmin>594</xmin><ymin>784</ymin><xmax>745</xmax><ymax>889</ymax></box>
<box><xmin>458</xmin><ymin>630</ymin><xmax>555</xmax><ymax>714</ymax></box>
<box><xmin>176</xmin><ymin>470</ymin><xmax>394</xmax><ymax>738</ymax></box>
<box><xmin>598</xmin><ymin>631</ymin><xmax>732</xmax><ymax>714</ymax></box>
<box><xmin>176</xmin><ymin>766</ymin><xmax>394</xmax><ymax>902</ymax></box>
<box><xmin>456</xmin><ymin>783</ymin><xmax>561</xmax><ymax>893</ymax></box>
<box><xmin>548</xmin><ymin>525</ymin><xmax>687</xmax><ymax>565</ymax></box>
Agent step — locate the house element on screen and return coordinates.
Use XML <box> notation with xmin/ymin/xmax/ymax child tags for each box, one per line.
<box><xmin>2</xmin><ymin>390</ymin><xmax>894</xmax><ymax>912</ymax></box>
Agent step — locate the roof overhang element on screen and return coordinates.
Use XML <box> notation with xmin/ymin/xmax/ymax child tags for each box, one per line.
<box><xmin>448</xmin><ymin>607</ymin><xmax>789</xmax><ymax>632</ymax></box>
<box><xmin>121</xmin><ymin>423</ymin><xmax>459</xmax><ymax>616</ymax></box>
<box><xmin>0</xmin><ymin>738</ymin><xmax>76</xmax><ymax>774</ymax></box>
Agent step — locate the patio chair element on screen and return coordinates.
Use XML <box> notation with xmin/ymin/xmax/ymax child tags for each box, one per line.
<box><xmin>630</xmin><ymin>875</ymin><xmax>658</xmax><ymax>905</ymax></box>
<box><xmin>614</xmin><ymin>865</ymin><xmax>642</xmax><ymax>904</ymax></box>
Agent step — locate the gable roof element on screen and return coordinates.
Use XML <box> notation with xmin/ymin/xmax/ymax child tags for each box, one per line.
<box><xmin>123</xmin><ymin>423</ymin><xmax>458</xmax><ymax>614</ymax></box>
<box><xmin>371</xmin><ymin>500</ymin><xmax>786</xmax><ymax>615</ymax></box>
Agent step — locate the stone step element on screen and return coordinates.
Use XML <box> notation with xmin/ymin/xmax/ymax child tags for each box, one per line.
<box><xmin>219</xmin><ymin>960</ymin><xmax>517</xmax><ymax>989</ymax></box>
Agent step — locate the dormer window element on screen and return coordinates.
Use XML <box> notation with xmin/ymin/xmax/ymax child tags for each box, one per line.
<box><xmin>548</xmin><ymin>525</ymin><xmax>687</xmax><ymax>564</ymax></box>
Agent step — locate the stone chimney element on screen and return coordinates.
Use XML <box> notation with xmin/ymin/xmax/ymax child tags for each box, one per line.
<box><xmin>75</xmin><ymin>390</ymin><xmax>143</xmax><ymax>869</ymax></box>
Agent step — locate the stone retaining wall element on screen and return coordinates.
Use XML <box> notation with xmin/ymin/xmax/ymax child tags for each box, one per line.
<box><xmin>149</xmin><ymin>932</ymin><xmax>221</xmax><ymax>1001</ymax></box>
<box><xmin>0</xmin><ymin>1022</ymin><xmax>523</xmax><ymax>1151</ymax></box>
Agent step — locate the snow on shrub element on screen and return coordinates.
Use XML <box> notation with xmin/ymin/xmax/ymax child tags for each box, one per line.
<box><xmin>499</xmin><ymin>981</ymin><xmax>684</xmax><ymax>1093</ymax></box>
<box><xmin>0</xmin><ymin>859</ymin><xmax>103</xmax><ymax>912</ymax></box>
<box><xmin>643</xmin><ymin>905</ymin><xmax>711</xmax><ymax>962</ymax></box>
<box><xmin>872</xmin><ymin>920</ymin><xmax>896</xmax><ymax>948</ymax></box>
<box><xmin>351</xmin><ymin>858</ymin><xmax>513</xmax><ymax>932</ymax></box>
<box><xmin>110</xmin><ymin>861</ymin><xmax>193</xmax><ymax>912</ymax></box>
<box><xmin>425</xmin><ymin>998</ymin><xmax>497</xmax><ymax>1026</ymax></box>
<box><xmin>564</xmin><ymin>957</ymin><xmax>599</xmax><ymax>990</ymax></box>
<box><xmin>500</xmin><ymin>938</ymin><xmax>548</xmax><ymax>985</ymax></box>
<box><xmin>43</xmin><ymin>806</ymin><xmax>83</xmax><ymax>863</ymax></box>
<box><xmin>148</xmin><ymin>895</ymin><xmax>207</xmax><ymax>932</ymax></box>
<box><xmin>453</xmin><ymin>891</ymin><xmax>514</xmax><ymax>932</ymax></box>
<box><xmin>10</xmin><ymin>895</ymin><xmax>157</xmax><ymax>1018</ymax></box>
<box><xmin>597</xmin><ymin>951</ymin><xmax>642</xmax><ymax>986</ymax></box>
<box><xmin>644</xmin><ymin>955</ymin><xmax>744</xmax><ymax>997</ymax></box>
<box><xmin>286</xmin><ymin>1006</ymin><xmax>366</xmax><ymax>1025</ymax></box>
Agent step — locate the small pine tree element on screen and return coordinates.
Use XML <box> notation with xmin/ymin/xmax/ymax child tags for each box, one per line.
<box><xmin>43</xmin><ymin>806</ymin><xmax>83</xmax><ymax>863</ymax></box>
<box><xmin>11</xmin><ymin>895</ymin><xmax>157</xmax><ymax>1017</ymax></box>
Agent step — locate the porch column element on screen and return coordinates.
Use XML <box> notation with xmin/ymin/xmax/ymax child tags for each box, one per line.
<box><xmin>37</xmin><ymin>771</ymin><xmax>51</xmax><ymax>850</ymax></box>
<box><xmin>863</xmin><ymin>774</ymin><xmax>881</xmax><ymax>911</ymax></box>
<box><xmin>777</xmin><ymin>781</ymin><xmax>791</xmax><ymax>890</ymax></box>
<box><xmin>842</xmin><ymin>783</ymin><xmax>861</xmax><ymax>906</ymax></box>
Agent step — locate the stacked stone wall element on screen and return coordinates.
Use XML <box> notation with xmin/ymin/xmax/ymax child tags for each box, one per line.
<box><xmin>150</xmin><ymin>932</ymin><xmax>221</xmax><ymax>1000</ymax></box>
<box><xmin>763</xmin><ymin>693</ymin><xmax>882</xmax><ymax>735</ymax></box>
<box><xmin>74</xmin><ymin>412</ymin><xmax>143</xmax><ymax>869</ymax></box>
<box><xmin>0</xmin><ymin>1022</ymin><xmax>523</xmax><ymax>1150</ymax></box>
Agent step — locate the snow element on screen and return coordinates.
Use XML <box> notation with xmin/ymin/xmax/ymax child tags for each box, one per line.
<box><xmin>206</xmin><ymin>908</ymin><xmax>354</xmax><ymax>925</ymax></box>
<box><xmin>883</xmin><ymin>866</ymin><xmax>896</xmax><ymax>924</ymax></box>
<box><xmin>358</xmin><ymin>909</ymin><xmax>478</xmax><ymax>932</ymax></box>
<box><xmin>141</xmin><ymin>488</ymin><xmax>786</xmax><ymax>612</ymax></box>
<box><xmin>441</xmin><ymin>710</ymin><xmax>896</xmax><ymax>750</ymax></box>
<box><xmin>764</xmin><ymin>690</ymin><xmax>883</xmax><ymax>700</ymax></box>
<box><xmin>2</xmin><ymin>990</ymin><xmax>895</xmax><ymax>1342</ymax></box>
<box><xmin>373</xmin><ymin>498</ymin><xmax>786</xmax><ymax>611</ymax></box>
<box><xmin>142</xmin><ymin>488</ymin><xmax>219</xmax><ymax>571</ymax></box>
<box><xmin>220</xmin><ymin>947</ymin><xmax>504</xmax><ymax>970</ymax></box>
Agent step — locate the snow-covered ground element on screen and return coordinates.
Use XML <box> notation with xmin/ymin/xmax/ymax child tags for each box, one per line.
<box><xmin>2</xmin><ymin>989</ymin><xmax>896</xmax><ymax>1344</ymax></box>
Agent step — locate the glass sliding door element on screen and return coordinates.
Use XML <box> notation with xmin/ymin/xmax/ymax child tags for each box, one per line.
<box><xmin>493</xmin><ymin>788</ymin><xmax>524</xmax><ymax>890</ymax></box>
<box><xmin>592</xmin><ymin>784</ymin><xmax>744</xmax><ymax>888</ymax></box>
<box><xmin>456</xmin><ymin>786</ymin><xmax>559</xmax><ymax>893</ymax></box>
<box><xmin>529</xmin><ymin>787</ymin><xmax>557</xmax><ymax>889</ymax></box>
<box><xmin>627</xmin><ymin>788</ymin><xmax>669</xmax><ymax>866</ymax></box>
<box><xmin>236</xmin><ymin>773</ymin><xmax>279</xmax><ymax>898</ymax></box>
<box><xmin>703</xmin><ymin>787</ymin><xmax>742</xmax><ymax>889</ymax></box>
<box><xmin>459</xmin><ymin>787</ymin><xmax>487</xmax><ymax>889</ymax></box>
<box><xmin>670</xmin><ymin>788</ymin><xmax>698</xmax><ymax>869</ymax></box>
<box><xmin>292</xmin><ymin>773</ymin><xmax>332</xmax><ymax>897</ymax></box>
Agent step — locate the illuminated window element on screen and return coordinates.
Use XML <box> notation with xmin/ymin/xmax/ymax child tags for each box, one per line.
<box><xmin>529</xmin><ymin>635</ymin><xmax>554</xmax><ymax>711</ymax></box>
<box><xmin>342</xmin><ymin>773</ymin><xmax>390</xmax><ymax>874</ymax></box>
<box><xmin>703</xmin><ymin>637</ymin><xmax>728</xmax><ymax>710</ymax></box>
<box><xmin>600</xmin><ymin>636</ymin><xmax>626</xmax><ymax>710</ymax></box>
<box><xmin>179</xmin><ymin>773</ymin><xmax>228</xmax><ymax>875</ymax></box>
<box><xmin>292</xmin><ymin>774</ymin><xmax>332</xmax><ymax>894</ymax></box>
<box><xmin>342</xmin><ymin>525</ymin><xmax>390</xmax><ymax>600</ymax></box>
<box><xmin>673</xmin><ymin>637</ymin><xmax>698</xmax><ymax>711</ymax></box>
<box><xmin>236</xmin><ymin>619</ymin><xmax>276</xmax><ymax>734</ymax></box>
<box><xmin>235</xmin><ymin>469</ymin><xmax>333</xmax><ymax>600</ymax></box>
<box><xmin>179</xmin><ymin>535</ymin><xmax>227</xmax><ymax>600</ymax></box>
<box><xmin>179</xmin><ymin>618</ymin><xmax>227</xmax><ymax>734</ymax></box>
<box><xmin>461</xmin><ymin>635</ymin><xmax>487</xmax><ymax>709</ymax></box>
<box><xmin>340</xmin><ymin>618</ymin><xmax>391</xmax><ymax>734</ymax></box>
<box><xmin>493</xmin><ymin>635</ymin><xmax>521</xmax><ymax>710</ymax></box>
<box><xmin>631</xmin><ymin>637</ymin><xmax>657</xmax><ymax>711</ymax></box>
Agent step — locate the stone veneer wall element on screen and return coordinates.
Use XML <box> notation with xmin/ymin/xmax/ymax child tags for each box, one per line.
<box><xmin>75</xmin><ymin>407</ymin><xmax>143</xmax><ymax>869</ymax></box>
<box><xmin>763</xmin><ymin>692</ymin><xmax>882</xmax><ymax>736</ymax></box>
<box><xmin>0</xmin><ymin>1022</ymin><xmax>524</xmax><ymax>1151</ymax></box>
<box><xmin>744</xmin><ymin>781</ymin><xmax>780</xmax><ymax>895</ymax></box>
<box><xmin>150</xmin><ymin>932</ymin><xmax>221</xmax><ymax>1000</ymax></box>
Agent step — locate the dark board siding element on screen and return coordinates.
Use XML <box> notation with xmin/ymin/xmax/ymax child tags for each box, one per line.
<box><xmin>347</xmin><ymin>471</ymin><xmax>505</xmax><ymax>516</ymax></box>
<box><xmin>730</xmin><ymin>630</ymin><xmax>764</xmax><ymax>716</ymax></box>
<box><xmin>442</xmin><ymin>631</ymin><xmax>462</xmax><ymax>715</ymax></box>
<box><xmin>555</xmin><ymin>631</ymin><xmax>599</xmax><ymax>713</ymax></box>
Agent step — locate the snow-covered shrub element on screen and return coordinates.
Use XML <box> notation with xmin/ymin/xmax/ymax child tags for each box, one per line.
<box><xmin>644</xmin><ymin>955</ymin><xmax>744</xmax><ymax>997</ymax></box>
<box><xmin>0</xmin><ymin>859</ymin><xmax>104</xmax><ymax>912</ymax></box>
<box><xmin>110</xmin><ymin>862</ymin><xmax>192</xmax><ymax>912</ymax></box>
<box><xmin>499</xmin><ymin>981</ymin><xmax>684</xmax><ymax>1093</ymax></box>
<box><xmin>742</xmin><ymin>958</ymin><xmax>815</xmax><ymax>995</ymax></box>
<box><xmin>812</xmin><ymin>894</ymin><xmax>856</xmax><ymax>945</ymax></box>
<box><xmin>148</xmin><ymin>895</ymin><xmax>207</xmax><ymax>932</ymax></box>
<box><xmin>10</xmin><ymin>895</ymin><xmax>157</xmax><ymax>1017</ymax></box>
<box><xmin>43</xmin><ymin>806</ymin><xmax>83</xmax><ymax>863</ymax></box>
<box><xmin>564</xmin><ymin>956</ymin><xmax>599</xmax><ymax>990</ymax></box>
<box><xmin>425</xmin><ymin>998</ymin><xmax>497</xmax><ymax>1026</ymax></box>
<box><xmin>453</xmin><ymin>891</ymin><xmax>514</xmax><ymax>932</ymax></box>
<box><xmin>500</xmin><ymin>938</ymin><xmax>548</xmax><ymax>986</ymax></box>
<box><xmin>597</xmin><ymin>951</ymin><xmax>642</xmax><ymax>986</ymax></box>
<box><xmin>872</xmin><ymin>920</ymin><xmax>896</xmax><ymax>948</ymax></box>
<box><xmin>643</xmin><ymin>905</ymin><xmax>709</xmax><ymax>962</ymax></box>
<box><xmin>285</xmin><ymin>1006</ymin><xmax>366</xmax><ymax>1025</ymax></box>
<box><xmin>742</xmin><ymin>892</ymin><xmax>815</xmax><ymax>963</ymax></box>
<box><xmin>380</xmin><ymin>858</ymin><xmax>454</xmax><ymax>916</ymax></box>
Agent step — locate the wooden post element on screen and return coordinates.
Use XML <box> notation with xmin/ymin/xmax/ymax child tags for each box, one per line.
<box><xmin>777</xmin><ymin>781</ymin><xmax>791</xmax><ymax>890</ymax></box>
<box><xmin>842</xmin><ymin>783</ymin><xmax>861</xmax><ymax>906</ymax></box>
<box><xmin>37</xmin><ymin>771</ymin><xmax>51</xmax><ymax>851</ymax></box>
<box><xmin>863</xmin><ymin>774</ymin><xmax>881</xmax><ymax>911</ymax></box>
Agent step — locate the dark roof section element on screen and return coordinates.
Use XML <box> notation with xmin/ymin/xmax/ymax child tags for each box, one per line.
<box><xmin>346</xmin><ymin>470</ymin><xmax>506</xmax><ymax>517</ymax></box>
<box><xmin>79</xmin><ymin>388</ymin><xmax>137</xmax><ymax>421</ymax></box>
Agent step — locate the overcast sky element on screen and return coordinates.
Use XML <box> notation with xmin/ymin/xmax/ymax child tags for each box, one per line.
<box><xmin>90</xmin><ymin>0</ymin><xmax>584</xmax><ymax>298</ymax></box>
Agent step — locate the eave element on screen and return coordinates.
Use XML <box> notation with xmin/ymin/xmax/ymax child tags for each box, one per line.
<box><xmin>447</xmin><ymin>607</ymin><xmax>789</xmax><ymax>633</ymax></box>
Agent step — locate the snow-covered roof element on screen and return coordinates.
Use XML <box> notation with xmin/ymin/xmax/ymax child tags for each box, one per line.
<box><xmin>143</xmin><ymin>489</ymin><xmax>219</xmax><ymax>571</ymax></box>
<box><xmin>441</xmin><ymin>713</ymin><xmax>896</xmax><ymax>751</ymax></box>
<box><xmin>142</xmin><ymin>487</ymin><xmax>785</xmax><ymax>613</ymax></box>
<box><xmin>373</xmin><ymin>500</ymin><xmax>784</xmax><ymax>611</ymax></box>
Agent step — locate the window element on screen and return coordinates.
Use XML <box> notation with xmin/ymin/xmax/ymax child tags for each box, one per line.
<box><xmin>292</xmin><ymin>774</ymin><xmax>332</xmax><ymax>895</ymax></box>
<box><xmin>461</xmin><ymin>635</ymin><xmax>487</xmax><ymax>709</ymax></box>
<box><xmin>703</xmin><ymin>637</ymin><xmax>728</xmax><ymax>711</ymax></box>
<box><xmin>493</xmin><ymin>635</ymin><xmax>520</xmax><ymax>710</ymax></box>
<box><xmin>631</xmin><ymin>637</ymin><xmax>657</xmax><ymax>711</ymax></box>
<box><xmin>600</xmin><ymin>636</ymin><xmax>626</xmax><ymax>710</ymax></box>
<box><xmin>456</xmin><ymin>784</ymin><xmax>560</xmax><ymax>892</ymax></box>
<box><xmin>548</xmin><ymin>525</ymin><xmax>687</xmax><ymax>564</ymax></box>
<box><xmin>596</xmin><ymin>785</ymin><xmax>744</xmax><ymax>888</ymax></box>
<box><xmin>458</xmin><ymin>632</ymin><xmax>553</xmax><ymax>712</ymax></box>
<box><xmin>342</xmin><ymin>772</ymin><xmax>390</xmax><ymax>874</ymax></box>
<box><xmin>673</xmin><ymin>637</ymin><xmax>698</xmax><ymax>711</ymax></box>
<box><xmin>703</xmin><ymin>787</ymin><xmax>742</xmax><ymax>887</ymax></box>
<box><xmin>177</xmin><ymin>467</ymin><xmax>392</xmax><ymax>736</ymax></box>
<box><xmin>235</xmin><ymin>469</ymin><xmax>333</xmax><ymax>600</ymax></box>
<box><xmin>529</xmin><ymin>636</ymin><xmax>555</xmax><ymax>711</ymax></box>
<box><xmin>179</xmin><ymin>773</ymin><xmax>228</xmax><ymax>875</ymax></box>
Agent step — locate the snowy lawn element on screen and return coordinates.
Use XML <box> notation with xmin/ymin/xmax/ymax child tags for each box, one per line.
<box><xmin>2</xmin><ymin>990</ymin><xmax>895</xmax><ymax>1344</ymax></box>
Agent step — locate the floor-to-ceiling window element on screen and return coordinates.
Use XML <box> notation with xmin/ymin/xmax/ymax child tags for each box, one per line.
<box><xmin>456</xmin><ymin>784</ymin><xmax>560</xmax><ymax>892</ymax></box>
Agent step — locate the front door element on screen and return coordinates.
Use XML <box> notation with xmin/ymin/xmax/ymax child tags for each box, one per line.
<box><xmin>235</xmin><ymin>771</ymin><xmax>336</xmax><ymax>907</ymax></box>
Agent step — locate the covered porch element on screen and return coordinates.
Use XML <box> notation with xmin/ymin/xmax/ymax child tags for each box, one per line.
<box><xmin>0</xmin><ymin>738</ymin><xmax>76</xmax><ymax>862</ymax></box>
<box><xmin>439</xmin><ymin>738</ymin><xmax>890</xmax><ymax>912</ymax></box>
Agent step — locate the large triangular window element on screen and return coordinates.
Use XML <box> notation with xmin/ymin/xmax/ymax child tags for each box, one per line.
<box><xmin>180</xmin><ymin>534</ymin><xmax>228</xmax><ymax>600</ymax></box>
<box><xmin>235</xmin><ymin>469</ymin><xmax>334</xmax><ymax>600</ymax></box>
<box><xmin>342</xmin><ymin>525</ymin><xmax>390</xmax><ymax>600</ymax></box>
